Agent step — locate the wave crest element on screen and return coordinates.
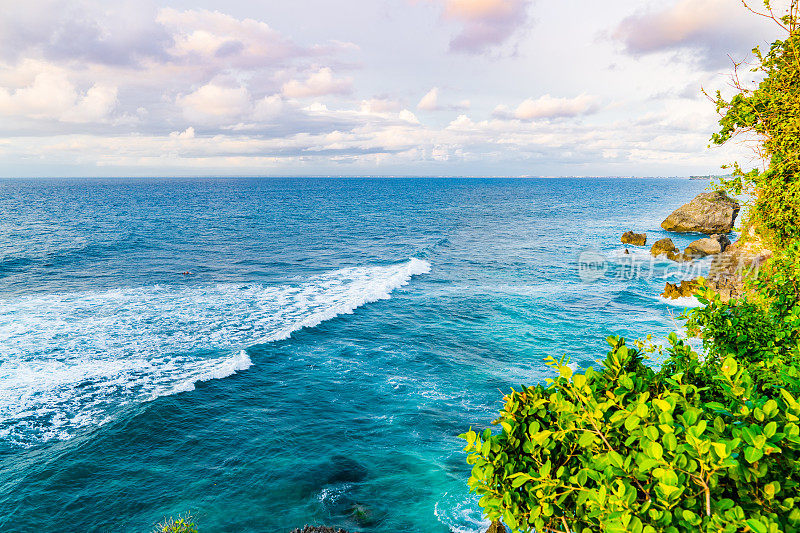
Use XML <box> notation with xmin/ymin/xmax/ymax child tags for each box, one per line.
<box><xmin>0</xmin><ymin>259</ymin><xmax>430</xmax><ymax>446</ymax></box>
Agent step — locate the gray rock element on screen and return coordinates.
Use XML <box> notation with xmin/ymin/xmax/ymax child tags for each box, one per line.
<box><xmin>621</xmin><ymin>231</ymin><xmax>647</xmax><ymax>246</ymax></box>
<box><xmin>650</xmin><ymin>237</ymin><xmax>679</xmax><ymax>258</ymax></box>
<box><xmin>485</xmin><ymin>521</ymin><xmax>508</xmax><ymax>533</ymax></box>
<box><xmin>706</xmin><ymin>240</ymin><xmax>772</xmax><ymax>301</ymax></box>
<box><xmin>661</xmin><ymin>191</ymin><xmax>740</xmax><ymax>234</ymax></box>
<box><xmin>683</xmin><ymin>234</ymin><xmax>731</xmax><ymax>259</ymax></box>
<box><xmin>289</xmin><ymin>527</ymin><xmax>348</xmax><ymax>533</ymax></box>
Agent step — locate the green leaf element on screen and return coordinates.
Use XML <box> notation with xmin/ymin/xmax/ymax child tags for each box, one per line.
<box><xmin>624</xmin><ymin>415</ymin><xmax>641</xmax><ymax>431</ymax></box>
<box><xmin>744</xmin><ymin>446</ymin><xmax>763</xmax><ymax>463</ymax></box>
<box><xmin>511</xmin><ymin>475</ymin><xmax>531</xmax><ymax>488</ymax></box>
<box><xmin>648</xmin><ymin>441</ymin><xmax>663</xmax><ymax>460</ymax></box>
<box><xmin>503</xmin><ymin>509</ymin><xmax>518</xmax><ymax>530</ymax></box>
<box><xmin>721</xmin><ymin>357</ymin><xmax>738</xmax><ymax>377</ymax></box>
<box><xmin>746</xmin><ymin>519</ymin><xmax>767</xmax><ymax>533</ymax></box>
<box><xmin>578</xmin><ymin>431</ymin><xmax>596</xmax><ymax>447</ymax></box>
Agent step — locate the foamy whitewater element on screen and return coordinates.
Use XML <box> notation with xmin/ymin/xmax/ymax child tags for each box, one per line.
<box><xmin>0</xmin><ymin>177</ymin><xmax>716</xmax><ymax>532</ymax></box>
<box><xmin>0</xmin><ymin>259</ymin><xmax>430</xmax><ymax>446</ymax></box>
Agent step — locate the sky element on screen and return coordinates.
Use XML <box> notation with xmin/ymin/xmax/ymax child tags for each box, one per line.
<box><xmin>0</xmin><ymin>0</ymin><xmax>788</xmax><ymax>177</ymax></box>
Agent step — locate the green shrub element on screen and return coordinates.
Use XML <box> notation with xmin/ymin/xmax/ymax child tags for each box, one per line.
<box><xmin>461</xmin><ymin>243</ymin><xmax>800</xmax><ymax>532</ymax></box>
<box><xmin>710</xmin><ymin>2</ymin><xmax>800</xmax><ymax>247</ymax></box>
<box><xmin>459</xmin><ymin>2</ymin><xmax>800</xmax><ymax>531</ymax></box>
<box><xmin>687</xmin><ymin>243</ymin><xmax>800</xmax><ymax>390</ymax></box>
<box><xmin>461</xmin><ymin>334</ymin><xmax>800</xmax><ymax>532</ymax></box>
<box><xmin>153</xmin><ymin>514</ymin><xmax>198</xmax><ymax>533</ymax></box>
<box><xmin>460</xmin><ymin>246</ymin><xmax>800</xmax><ymax>532</ymax></box>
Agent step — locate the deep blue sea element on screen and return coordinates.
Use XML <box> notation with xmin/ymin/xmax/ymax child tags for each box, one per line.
<box><xmin>0</xmin><ymin>177</ymin><xmax>714</xmax><ymax>532</ymax></box>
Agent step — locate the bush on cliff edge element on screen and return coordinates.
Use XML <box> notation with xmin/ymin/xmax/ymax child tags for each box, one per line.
<box><xmin>461</xmin><ymin>2</ymin><xmax>800</xmax><ymax>531</ymax></box>
<box><xmin>461</xmin><ymin>246</ymin><xmax>800</xmax><ymax>532</ymax></box>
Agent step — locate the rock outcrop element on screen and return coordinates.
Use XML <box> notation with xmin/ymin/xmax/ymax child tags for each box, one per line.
<box><xmin>651</xmin><ymin>238</ymin><xmax>680</xmax><ymax>259</ymax></box>
<box><xmin>290</xmin><ymin>525</ymin><xmax>347</xmax><ymax>533</ymax></box>
<box><xmin>621</xmin><ymin>231</ymin><xmax>647</xmax><ymax>246</ymax></box>
<box><xmin>683</xmin><ymin>234</ymin><xmax>731</xmax><ymax>259</ymax></box>
<box><xmin>661</xmin><ymin>230</ymin><xmax>771</xmax><ymax>303</ymax></box>
<box><xmin>661</xmin><ymin>191</ymin><xmax>740</xmax><ymax>234</ymax></box>
<box><xmin>485</xmin><ymin>521</ymin><xmax>507</xmax><ymax>533</ymax></box>
<box><xmin>704</xmin><ymin>234</ymin><xmax>772</xmax><ymax>302</ymax></box>
<box><xmin>662</xmin><ymin>279</ymin><xmax>699</xmax><ymax>299</ymax></box>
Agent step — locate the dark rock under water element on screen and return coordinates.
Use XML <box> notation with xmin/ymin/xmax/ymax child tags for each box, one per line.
<box><xmin>289</xmin><ymin>526</ymin><xmax>349</xmax><ymax>533</ymax></box>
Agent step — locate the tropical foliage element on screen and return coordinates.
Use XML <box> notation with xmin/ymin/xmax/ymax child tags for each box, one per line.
<box><xmin>461</xmin><ymin>2</ymin><xmax>800</xmax><ymax>531</ymax></box>
<box><xmin>711</xmin><ymin>1</ymin><xmax>800</xmax><ymax>246</ymax></box>
<box><xmin>153</xmin><ymin>515</ymin><xmax>198</xmax><ymax>533</ymax></box>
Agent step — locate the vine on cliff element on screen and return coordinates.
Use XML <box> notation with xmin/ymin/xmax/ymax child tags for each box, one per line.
<box><xmin>711</xmin><ymin>0</ymin><xmax>800</xmax><ymax>246</ymax></box>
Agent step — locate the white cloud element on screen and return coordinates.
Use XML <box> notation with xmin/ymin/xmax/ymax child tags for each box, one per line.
<box><xmin>156</xmin><ymin>8</ymin><xmax>302</xmax><ymax>67</ymax></box>
<box><xmin>177</xmin><ymin>83</ymin><xmax>251</xmax><ymax>123</ymax></box>
<box><xmin>0</xmin><ymin>1</ymin><xmax>764</xmax><ymax>177</ymax></box>
<box><xmin>0</xmin><ymin>62</ymin><xmax>118</xmax><ymax>123</ymax></box>
<box><xmin>417</xmin><ymin>87</ymin><xmax>439</xmax><ymax>111</ymax></box>
<box><xmin>253</xmin><ymin>95</ymin><xmax>285</xmax><ymax>120</ymax></box>
<box><xmin>399</xmin><ymin>109</ymin><xmax>421</xmax><ymax>124</ymax></box>
<box><xmin>0</xmin><ymin>0</ymin><xmax>170</xmax><ymax>66</ymax></box>
<box><xmin>169</xmin><ymin>126</ymin><xmax>196</xmax><ymax>139</ymax></box>
<box><xmin>496</xmin><ymin>94</ymin><xmax>600</xmax><ymax>120</ymax></box>
<box><xmin>281</xmin><ymin>67</ymin><xmax>352</xmax><ymax>98</ymax></box>
<box><xmin>61</xmin><ymin>84</ymin><xmax>119</xmax><ymax>123</ymax></box>
<box><xmin>0</xmin><ymin>105</ymin><xmax>746</xmax><ymax>175</ymax></box>
<box><xmin>360</xmin><ymin>98</ymin><xmax>402</xmax><ymax>114</ymax></box>
<box><xmin>447</xmin><ymin>114</ymin><xmax>473</xmax><ymax>129</ymax></box>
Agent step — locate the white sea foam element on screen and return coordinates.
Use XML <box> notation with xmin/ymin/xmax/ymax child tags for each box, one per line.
<box><xmin>0</xmin><ymin>258</ymin><xmax>430</xmax><ymax>446</ymax></box>
<box><xmin>657</xmin><ymin>295</ymin><xmax>702</xmax><ymax>308</ymax></box>
<box><xmin>434</xmin><ymin>492</ymin><xmax>490</xmax><ymax>533</ymax></box>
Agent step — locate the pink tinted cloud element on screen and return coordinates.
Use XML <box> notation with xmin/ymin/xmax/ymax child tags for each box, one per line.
<box><xmin>281</xmin><ymin>67</ymin><xmax>353</xmax><ymax>98</ymax></box>
<box><xmin>424</xmin><ymin>0</ymin><xmax>533</xmax><ymax>53</ymax></box>
<box><xmin>613</xmin><ymin>0</ymin><xmax>777</xmax><ymax>68</ymax></box>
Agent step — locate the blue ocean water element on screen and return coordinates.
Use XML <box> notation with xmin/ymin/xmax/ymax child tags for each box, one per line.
<box><xmin>0</xmin><ymin>177</ymin><xmax>713</xmax><ymax>532</ymax></box>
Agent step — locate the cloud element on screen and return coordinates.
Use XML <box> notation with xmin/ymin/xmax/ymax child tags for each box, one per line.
<box><xmin>417</xmin><ymin>87</ymin><xmax>439</xmax><ymax>110</ymax></box>
<box><xmin>399</xmin><ymin>109</ymin><xmax>421</xmax><ymax>124</ymax></box>
<box><xmin>0</xmin><ymin>0</ymin><xmax>171</xmax><ymax>66</ymax></box>
<box><xmin>0</xmin><ymin>2</ymin><xmax>344</xmax><ymax>74</ymax></box>
<box><xmin>252</xmin><ymin>95</ymin><xmax>285</xmax><ymax>120</ymax></box>
<box><xmin>612</xmin><ymin>0</ymin><xmax>780</xmax><ymax>69</ymax></box>
<box><xmin>177</xmin><ymin>83</ymin><xmax>251</xmax><ymax>124</ymax></box>
<box><xmin>416</xmin><ymin>88</ymin><xmax>470</xmax><ymax>111</ymax></box>
<box><xmin>0</xmin><ymin>61</ymin><xmax>118</xmax><ymax>123</ymax></box>
<box><xmin>0</xmin><ymin>1</ymin><xmax>758</xmax><ymax>177</ymax></box>
<box><xmin>169</xmin><ymin>126</ymin><xmax>195</xmax><ymax>139</ymax></box>
<box><xmin>281</xmin><ymin>67</ymin><xmax>352</xmax><ymax>98</ymax></box>
<box><xmin>494</xmin><ymin>94</ymin><xmax>599</xmax><ymax>120</ymax></box>
<box><xmin>437</xmin><ymin>0</ymin><xmax>532</xmax><ymax>53</ymax></box>
<box><xmin>360</xmin><ymin>98</ymin><xmax>402</xmax><ymax>114</ymax></box>
<box><xmin>0</xmin><ymin>4</ymin><xmax>360</xmax><ymax>135</ymax></box>
<box><xmin>156</xmin><ymin>8</ymin><xmax>306</xmax><ymax>68</ymax></box>
<box><xmin>61</xmin><ymin>85</ymin><xmax>119</xmax><ymax>123</ymax></box>
<box><xmin>0</xmin><ymin>98</ymin><xmax>742</xmax><ymax>176</ymax></box>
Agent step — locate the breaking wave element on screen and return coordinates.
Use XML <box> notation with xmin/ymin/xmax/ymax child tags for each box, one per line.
<box><xmin>0</xmin><ymin>259</ymin><xmax>430</xmax><ymax>446</ymax></box>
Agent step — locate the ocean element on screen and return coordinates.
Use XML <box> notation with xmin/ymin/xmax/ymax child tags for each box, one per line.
<box><xmin>0</xmin><ymin>177</ymin><xmax>713</xmax><ymax>532</ymax></box>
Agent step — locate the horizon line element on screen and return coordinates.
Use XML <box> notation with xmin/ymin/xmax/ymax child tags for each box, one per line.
<box><xmin>0</xmin><ymin>174</ymin><xmax>721</xmax><ymax>180</ymax></box>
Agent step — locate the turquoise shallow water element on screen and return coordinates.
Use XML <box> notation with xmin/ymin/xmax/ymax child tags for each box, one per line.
<box><xmin>0</xmin><ymin>177</ymin><xmax>712</xmax><ymax>532</ymax></box>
